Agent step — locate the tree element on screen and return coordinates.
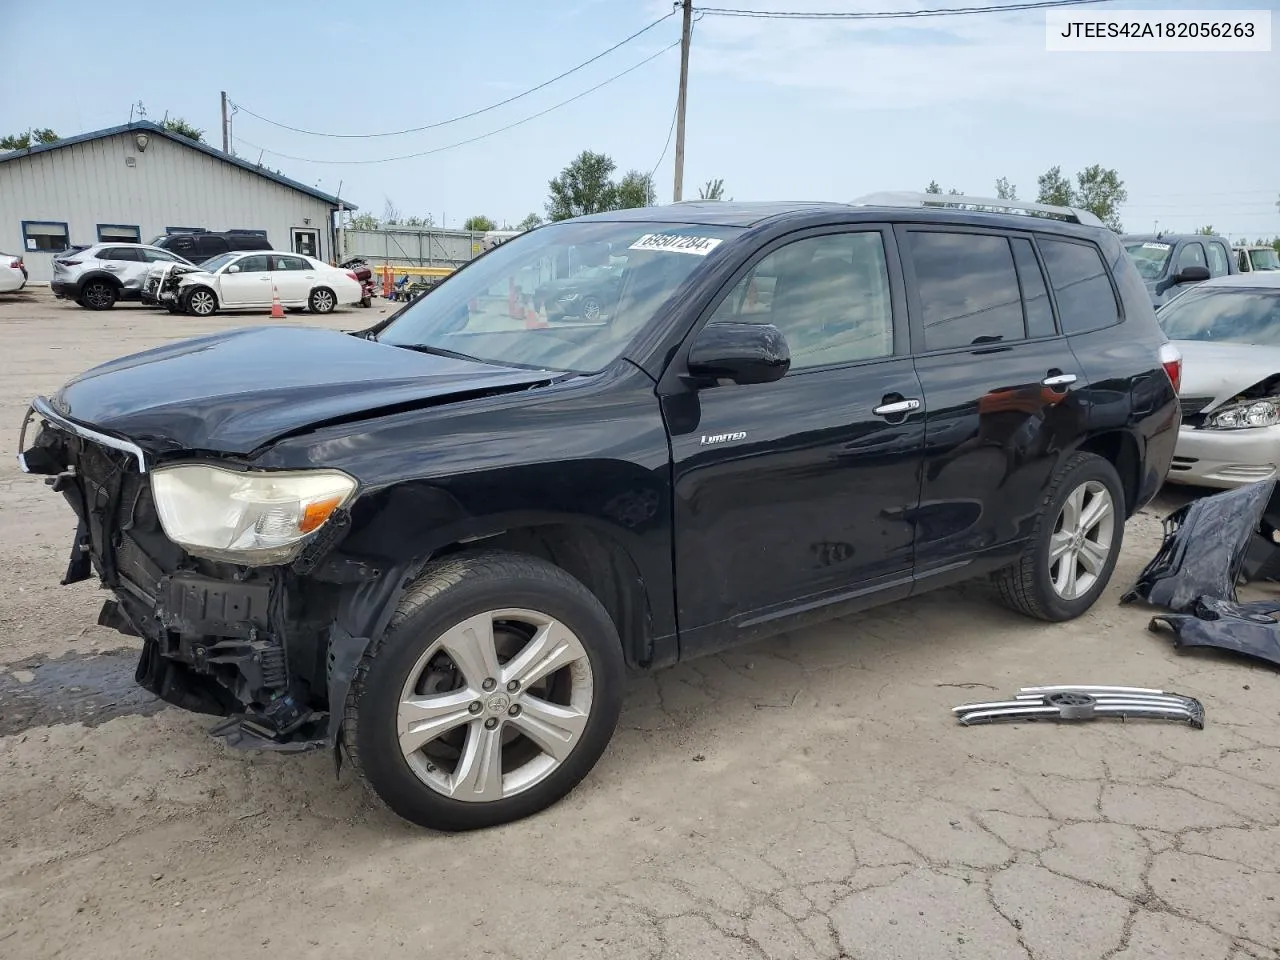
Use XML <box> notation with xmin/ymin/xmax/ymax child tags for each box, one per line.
<box><xmin>1073</xmin><ymin>165</ymin><xmax>1127</xmax><ymax>232</ymax></box>
<box><xmin>1036</xmin><ymin>166</ymin><xmax>1075</xmax><ymax>207</ymax></box>
<box><xmin>382</xmin><ymin>199</ymin><xmax>402</xmax><ymax>226</ymax></box>
<box><xmin>464</xmin><ymin>215</ymin><xmax>496</xmax><ymax>231</ymax></box>
<box><xmin>516</xmin><ymin>213</ymin><xmax>543</xmax><ymax>231</ymax></box>
<box><xmin>1</xmin><ymin>128</ymin><xmax>58</xmax><ymax>151</ymax></box>
<box><xmin>163</xmin><ymin>118</ymin><xmax>203</xmax><ymax>142</ymax></box>
<box><xmin>699</xmin><ymin>178</ymin><xmax>727</xmax><ymax>200</ymax></box>
<box><xmin>616</xmin><ymin>170</ymin><xmax>656</xmax><ymax>209</ymax></box>
<box><xmin>1195</xmin><ymin>225</ymin><xmax>1216</xmax><ymax>235</ymax></box>
<box><xmin>995</xmin><ymin>177</ymin><xmax>1017</xmax><ymax>200</ymax></box>
<box><xmin>546</xmin><ymin>151</ymin><xmax>619</xmax><ymax>221</ymax></box>
<box><xmin>925</xmin><ymin>180</ymin><xmax>942</xmax><ymax>194</ymax></box>
<box><xmin>347</xmin><ymin>213</ymin><xmax>380</xmax><ymax>230</ymax></box>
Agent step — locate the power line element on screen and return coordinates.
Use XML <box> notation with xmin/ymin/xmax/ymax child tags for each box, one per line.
<box><xmin>230</xmin><ymin>11</ymin><xmax>675</xmax><ymax>139</ymax></box>
<box><xmin>695</xmin><ymin>0</ymin><xmax>1117</xmax><ymax>20</ymax></box>
<box><xmin>233</xmin><ymin>41</ymin><xmax>681</xmax><ymax>166</ymax></box>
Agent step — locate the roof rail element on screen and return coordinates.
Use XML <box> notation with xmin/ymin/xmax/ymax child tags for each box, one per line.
<box><xmin>848</xmin><ymin>191</ymin><xmax>1105</xmax><ymax>228</ymax></box>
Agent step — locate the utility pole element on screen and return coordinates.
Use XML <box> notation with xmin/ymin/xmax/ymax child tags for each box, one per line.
<box><xmin>672</xmin><ymin>0</ymin><xmax>693</xmax><ymax>202</ymax></box>
<box><xmin>220</xmin><ymin>91</ymin><xmax>230</xmax><ymax>154</ymax></box>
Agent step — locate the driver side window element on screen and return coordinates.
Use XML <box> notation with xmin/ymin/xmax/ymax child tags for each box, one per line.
<box><xmin>1174</xmin><ymin>241</ymin><xmax>1206</xmax><ymax>272</ymax></box>
<box><xmin>706</xmin><ymin>231</ymin><xmax>894</xmax><ymax>371</ymax></box>
<box><xmin>235</xmin><ymin>255</ymin><xmax>271</xmax><ymax>273</ymax></box>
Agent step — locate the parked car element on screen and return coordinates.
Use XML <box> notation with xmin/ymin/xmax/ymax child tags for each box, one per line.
<box><xmin>1122</xmin><ymin>233</ymin><xmax>1237</xmax><ymax>309</ymax></box>
<box><xmin>534</xmin><ymin>258</ymin><xmax>626</xmax><ymax>321</ymax></box>
<box><xmin>50</xmin><ymin>243</ymin><xmax>195</xmax><ymax>310</ymax></box>
<box><xmin>0</xmin><ymin>251</ymin><xmax>26</xmax><ymax>292</ymax></box>
<box><xmin>1157</xmin><ymin>271</ymin><xmax>1280</xmax><ymax>488</ymax></box>
<box><xmin>147</xmin><ymin>250</ymin><xmax>362</xmax><ymax>316</ymax></box>
<box><xmin>1235</xmin><ymin>245</ymin><xmax>1280</xmax><ymax>274</ymax></box>
<box><xmin>149</xmin><ymin>230</ymin><xmax>273</xmax><ymax>265</ymax></box>
<box><xmin>18</xmin><ymin>194</ymin><xmax>1179</xmax><ymax>831</ymax></box>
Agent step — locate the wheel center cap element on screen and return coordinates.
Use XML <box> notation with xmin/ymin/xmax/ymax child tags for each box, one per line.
<box><xmin>1072</xmin><ymin>531</ymin><xmax>1085</xmax><ymax>551</ymax></box>
<box><xmin>486</xmin><ymin>693</ymin><xmax>511</xmax><ymax>715</ymax></box>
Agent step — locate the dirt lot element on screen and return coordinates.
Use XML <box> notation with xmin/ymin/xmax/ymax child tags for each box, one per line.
<box><xmin>1</xmin><ymin>287</ymin><xmax>1277</xmax><ymax>960</ymax></box>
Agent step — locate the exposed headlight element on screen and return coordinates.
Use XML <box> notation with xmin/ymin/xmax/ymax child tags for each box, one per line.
<box><xmin>150</xmin><ymin>465</ymin><xmax>357</xmax><ymax>565</ymax></box>
<box><xmin>1203</xmin><ymin>398</ymin><xmax>1280</xmax><ymax>430</ymax></box>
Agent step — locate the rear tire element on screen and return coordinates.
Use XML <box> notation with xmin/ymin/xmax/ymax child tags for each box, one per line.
<box><xmin>309</xmin><ymin>287</ymin><xmax>337</xmax><ymax>313</ymax></box>
<box><xmin>344</xmin><ymin>550</ymin><xmax>625</xmax><ymax>831</ymax></box>
<box><xmin>992</xmin><ymin>452</ymin><xmax>1125</xmax><ymax>622</ymax></box>
<box><xmin>79</xmin><ymin>280</ymin><xmax>117</xmax><ymax>310</ymax></box>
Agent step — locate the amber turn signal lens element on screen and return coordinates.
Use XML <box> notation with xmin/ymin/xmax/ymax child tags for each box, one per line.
<box><xmin>299</xmin><ymin>495</ymin><xmax>343</xmax><ymax>534</ymax></box>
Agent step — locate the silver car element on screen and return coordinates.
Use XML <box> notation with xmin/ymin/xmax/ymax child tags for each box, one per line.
<box><xmin>51</xmin><ymin>242</ymin><xmax>193</xmax><ymax>310</ymax></box>
<box><xmin>1159</xmin><ymin>271</ymin><xmax>1280</xmax><ymax>488</ymax></box>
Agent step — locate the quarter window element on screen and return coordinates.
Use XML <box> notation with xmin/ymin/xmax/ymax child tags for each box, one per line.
<box><xmin>1038</xmin><ymin>238</ymin><xmax>1121</xmax><ymax>335</ymax></box>
<box><xmin>22</xmin><ymin>221</ymin><xmax>70</xmax><ymax>253</ymax></box>
<box><xmin>706</xmin><ymin>231</ymin><xmax>894</xmax><ymax>370</ymax></box>
<box><xmin>908</xmin><ymin>231</ymin><xmax>1025</xmax><ymax>350</ymax></box>
<box><xmin>1206</xmin><ymin>241</ymin><xmax>1229</xmax><ymax>277</ymax></box>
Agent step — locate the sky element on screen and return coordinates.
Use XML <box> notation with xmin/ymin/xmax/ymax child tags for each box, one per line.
<box><xmin>1</xmin><ymin>0</ymin><xmax>1277</xmax><ymax>239</ymax></box>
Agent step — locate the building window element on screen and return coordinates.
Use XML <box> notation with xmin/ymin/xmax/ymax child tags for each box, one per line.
<box><xmin>21</xmin><ymin>221</ymin><xmax>71</xmax><ymax>253</ymax></box>
<box><xmin>97</xmin><ymin>224</ymin><xmax>141</xmax><ymax>243</ymax></box>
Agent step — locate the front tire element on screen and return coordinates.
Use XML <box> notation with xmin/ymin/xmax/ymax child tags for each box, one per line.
<box><xmin>309</xmin><ymin>286</ymin><xmax>337</xmax><ymax>313</ymax></box>
<box><xmin>182</xmin><ymin>287</ymin><xmax>218</xmax><ymax>317</ymax></box>
<box><xmin>992</xmin><ymin>451</ymin><xmax>1125</xmax><ymax>622</ymax></box>
<box><xmin>344</xmin><ymin>551</ymin><xmax>625</xmax><ymax>831</ymax></box>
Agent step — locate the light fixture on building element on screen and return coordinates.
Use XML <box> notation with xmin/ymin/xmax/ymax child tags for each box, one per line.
<box><xmin>134</xmin><ymin>133</ymin><xmax>150</xmax><ymax>153</ymax></box>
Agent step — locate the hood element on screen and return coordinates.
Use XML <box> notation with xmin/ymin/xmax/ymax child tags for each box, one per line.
<box><xmin>1175</xmin><ymin>339</ymin><xmax>1280</xmax><ymax>407</ymax></box>
<box><xmin>50</xmin><ymin>326</ymin><xmax>555</xmax><ymax>455</ymax></box>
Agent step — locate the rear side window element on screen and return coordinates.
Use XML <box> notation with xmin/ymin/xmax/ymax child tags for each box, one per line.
<box><xmin>101</xmin><ymin>247</ymin><xmax>142</xmax><ymax>262</ymax></box>
<box><xmin>1010</xmin><ymin>239</ymin><xmax>1056</xmax><ymax>338</ymax></box>
<box><xmin>908</xmin><ymin>231</ymin><xmax>1024</xmax><ymax>351</ymax></box>
<box><xmin>1038</xmin><ymin>238</ymin><xmax>1121</xmax><ymax>335</ymax></box>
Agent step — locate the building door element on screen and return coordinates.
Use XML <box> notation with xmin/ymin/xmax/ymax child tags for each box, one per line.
<box><xmin>293</xmin><ymin>229</ymin><xmax>320</xmax><ymax>259</ymax></box>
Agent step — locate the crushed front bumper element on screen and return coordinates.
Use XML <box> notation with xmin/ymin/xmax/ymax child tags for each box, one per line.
<box><xmin>1166</xmin><ymin>423</ymin><xmax>1280</xmax><ymax>488</ymax></box>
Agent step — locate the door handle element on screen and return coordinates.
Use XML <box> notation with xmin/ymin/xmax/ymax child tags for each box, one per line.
<box><xmin>873</xmin><ymin>398</ymin><xmax>921</xmax><ymax>417</ymax></box>
<box><xmin>1042</xmin><ymin>373</ymin><xmax>1078</xmax><ymax>388</ymax></box>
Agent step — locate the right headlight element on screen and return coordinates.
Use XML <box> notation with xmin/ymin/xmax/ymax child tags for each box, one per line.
<box><xmin>150</xmin><ymin>464</ymin><xmax>357</xmax><ymax>565</ymax></box>
<box><xmin>1203</xmin><ymin>398</ymin><xmax>1280</xmax><ymax>430</ymax></box>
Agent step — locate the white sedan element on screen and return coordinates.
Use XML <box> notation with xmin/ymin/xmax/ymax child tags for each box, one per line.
<box><xmin>0</xmin><ymin>252</ymin><xmax>27</xmax><ymax>293</ymax></box>
<box><xmin>153</xmin><ymin>250</ymin><xmax>363</xmax><ymax>317</ymax></box>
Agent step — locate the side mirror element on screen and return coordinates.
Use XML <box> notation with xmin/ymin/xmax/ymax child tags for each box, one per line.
<box><xmin>687</xmin><ymin>321</ymin><xmax>790</xmax><ymax>385</ymax></box>
<box><xmin>226</xmin><ymin>264</ymin><xmax>240</xmax><ymax>274</ymax></box>
<box><xmin>1175</xmin><ymin>265</ymin><xmax>1210</xmax><ymax>284</ymax></box>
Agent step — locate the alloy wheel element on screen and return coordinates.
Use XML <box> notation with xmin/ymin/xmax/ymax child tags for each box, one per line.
<box><xmin>188</xmin><ymin>290</ymin><xmax>216</xmax><ymax>316</ymax></box>
<box><xmin>581</xmin><ymin>297</ymin><xmax>601</xmax><ymax>322</ymax></box>
<box><xmin>312</xmin><ymin>289</ymin><xmax>335</xmax><ymax>312</ymax></box>
<box><xmin>1048</xmin><ymin>480</ymin><xmax>1115</xmax><ymax>601</ymax></box>
<box><xmin>84</xmin><ymin>283</ymin><xmax>113</xmax><ymax>308</ymax></box>
<box><xmin>397</xmin><ymin>608</ymin><xmax>594</xmax><ymax>803</ymax></box>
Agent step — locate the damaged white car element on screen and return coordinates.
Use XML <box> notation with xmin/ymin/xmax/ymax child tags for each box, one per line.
<box><xmin>143</xmin><ymin>250</ymin><xmax>363</xmax><ymax>317</ymax></box>
<box><xmin>1159</xmin><ymin>271</ymin><xmax>1280</xmax><ymax>487</ymax></box>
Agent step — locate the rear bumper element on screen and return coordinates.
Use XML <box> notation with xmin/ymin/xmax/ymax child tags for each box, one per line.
<box><xmin>50</xmin><ymin>279</ymin><xmax>79</xmax><ymax>299</ymax></box>
<box><xmin>1166</xmin><ymin>423</ymin><xmax>1280</xmax><ymax>488</ymax></box>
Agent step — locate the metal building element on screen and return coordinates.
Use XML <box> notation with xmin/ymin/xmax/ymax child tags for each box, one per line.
<box><xmin>0</xmin><ymin>120</ymin><xmax>354</xmax><ymax>282</ymax></box>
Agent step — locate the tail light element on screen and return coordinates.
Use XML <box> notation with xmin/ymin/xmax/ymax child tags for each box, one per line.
<box><xmin>56</xmin><ymin>259</ymin><xmax>81</xmax><ymax>267</ymax></box>
<box><xmin>346</xmin><ymin>271</ymin><xmax>359</xmax><ymax>282</ymax></box>
<box><xmin>1159</xmin><ymin>341</ymin><xmax>1182</xmax><ymax>393</ymax></box>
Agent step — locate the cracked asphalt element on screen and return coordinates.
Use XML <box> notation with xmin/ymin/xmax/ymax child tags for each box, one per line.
<box><xmin>1</xmin><ymin>289</ymin><xmax>1277</xmax><ymax>960</ymax></box>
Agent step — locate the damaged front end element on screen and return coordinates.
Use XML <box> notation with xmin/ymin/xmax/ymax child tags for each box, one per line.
<box><xmin>1122</xmin><ymin>477</ymin><xmax>1280</xmax><ymax>668</ymax></box>
<box><xmin>144</xmin><ymin>263</ymin><xmax>199</xmax><ymax>306</ymax></box>
<box><xmin>17</xmin><ymin>398</ymin><xmax>404</xmax><ymax>754</ymax></box>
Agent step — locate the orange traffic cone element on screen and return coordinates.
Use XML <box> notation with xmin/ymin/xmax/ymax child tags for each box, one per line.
<box><xmin>524</xmin><ymin>302</ymin><xmax>547</xmax><ymax>329</ymax></box>
<box><xmin>270</xmin><ymin>285</ymin><xmax>285</xmax><ymax>319</ymax></box>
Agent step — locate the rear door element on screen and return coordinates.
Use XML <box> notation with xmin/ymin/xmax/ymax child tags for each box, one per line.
<box><xmin>270</xmin><ymin>254</ymin><xmax>314</xmax><ymax>303</ymax></box>
<box><xmin>663</xmin><ymin>224</ymin><xmax>926</xmax><ymax>656</ymax></box>
<box><xmin>218</xmin><ymin>253</ymin><xmax>273</xmax><ymax>307</ymax></box>
<box><xmin>98</xmin><ymin>246</ymin><xmax>147</xmax><ymax>291</ymax></box>
<box><xmin>899</xmin><ymin>226</ymin><xmax>1087</xmax><ymax>588</ymax></box>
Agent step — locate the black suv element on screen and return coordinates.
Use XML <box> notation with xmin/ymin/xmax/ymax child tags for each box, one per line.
<box><xmin>149</xmin><ymin>230</ymin><xmax>273</xmax><ymax>265</ymax></box>
<box><xmin>18</xmin><ymin>195</ymin><xmax>1179</xmax><ymax>831</ymax></box>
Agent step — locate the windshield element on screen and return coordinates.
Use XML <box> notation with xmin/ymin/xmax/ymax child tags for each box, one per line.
<box><xmin>1158</xmin><ymin>288</ymin><xmax>1280</xmax><ymax>345</ymax></box>
<box><xmin>1248</xmin><ymin>248</ymin><xmax>1280</xmax><ymax>271</ymax></box>
<box><xmin>376</xmin><ymin>220</ymin><xmax>743</xmax><ymax>373</ymax></box>
<box><xmin>1124</xmin><ymin>241</ymin><xmax>1172</xmax><ymax>281</ymax></box>
<box><xmin>198</xmin><ymin>252</ymin><xmax>237</xmax><ymax>273</ymax></box>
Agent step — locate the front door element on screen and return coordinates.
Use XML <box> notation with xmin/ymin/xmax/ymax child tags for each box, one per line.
<box><xmin>898</xmin><ymin>225</ymin><xmax>1088</xmax><ymax>587</ymax></box>
<box><xmin>663</xmin><ymin>226</ymin><xmax>925</xmax><ymax>657</ymax></box>
<box><xmin>293</xmin><ymin>229</ymin><xmax>320</xmax><ymax>259</ymax></box>
<box><xmin>218</xmin><ymin>253</ymin><xmax>273</xmax><ymax>307</ymax></box>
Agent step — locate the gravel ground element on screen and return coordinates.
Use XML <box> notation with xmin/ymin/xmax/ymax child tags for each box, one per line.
<box><xmin>1</xmin><ymin>287</ymin><xmax>1277</xmax><ymax>960</ymax></box>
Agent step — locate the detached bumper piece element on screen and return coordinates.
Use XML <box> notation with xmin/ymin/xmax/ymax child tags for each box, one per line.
<box><xmin>1149</xmin><ymin>598</ymin><xmax>1280</xmax><ymax>669</ymax></box>
<box><xmin>953</xmin><ymin>685</ymin><xmax>1205</xmax><ymax>729</ymax></box>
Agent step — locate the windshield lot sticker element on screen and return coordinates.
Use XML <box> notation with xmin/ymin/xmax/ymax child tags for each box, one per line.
<box><xmin>630</xmin><ymin>234</ymin><xmax>723</xmax><ymax>256</ymax></box>
<box><xmin>1142</xmin><ymin>242</ymin><xmax>1172</xmax><ymax>251</ymax></box>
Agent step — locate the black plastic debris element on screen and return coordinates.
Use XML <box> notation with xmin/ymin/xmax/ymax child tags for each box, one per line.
<box><xmin>1121</xmin><ymin>478</ymin><xmax>1277</xmax><ymax>611</ymax></box>
<box><xmin>952</xmin><ymin>685</ymin><xmax>1205</xmax><ymax>729</ymax></box>
<box><xmin>1123</xmin><ymin>478</ymin><xmax>1280</xmax><ymax>669</ymax></box>
<box><xmin>1150</xmin><ymin>598</ymin><xmax>1280</xmax><ymax>669</ymax></box>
